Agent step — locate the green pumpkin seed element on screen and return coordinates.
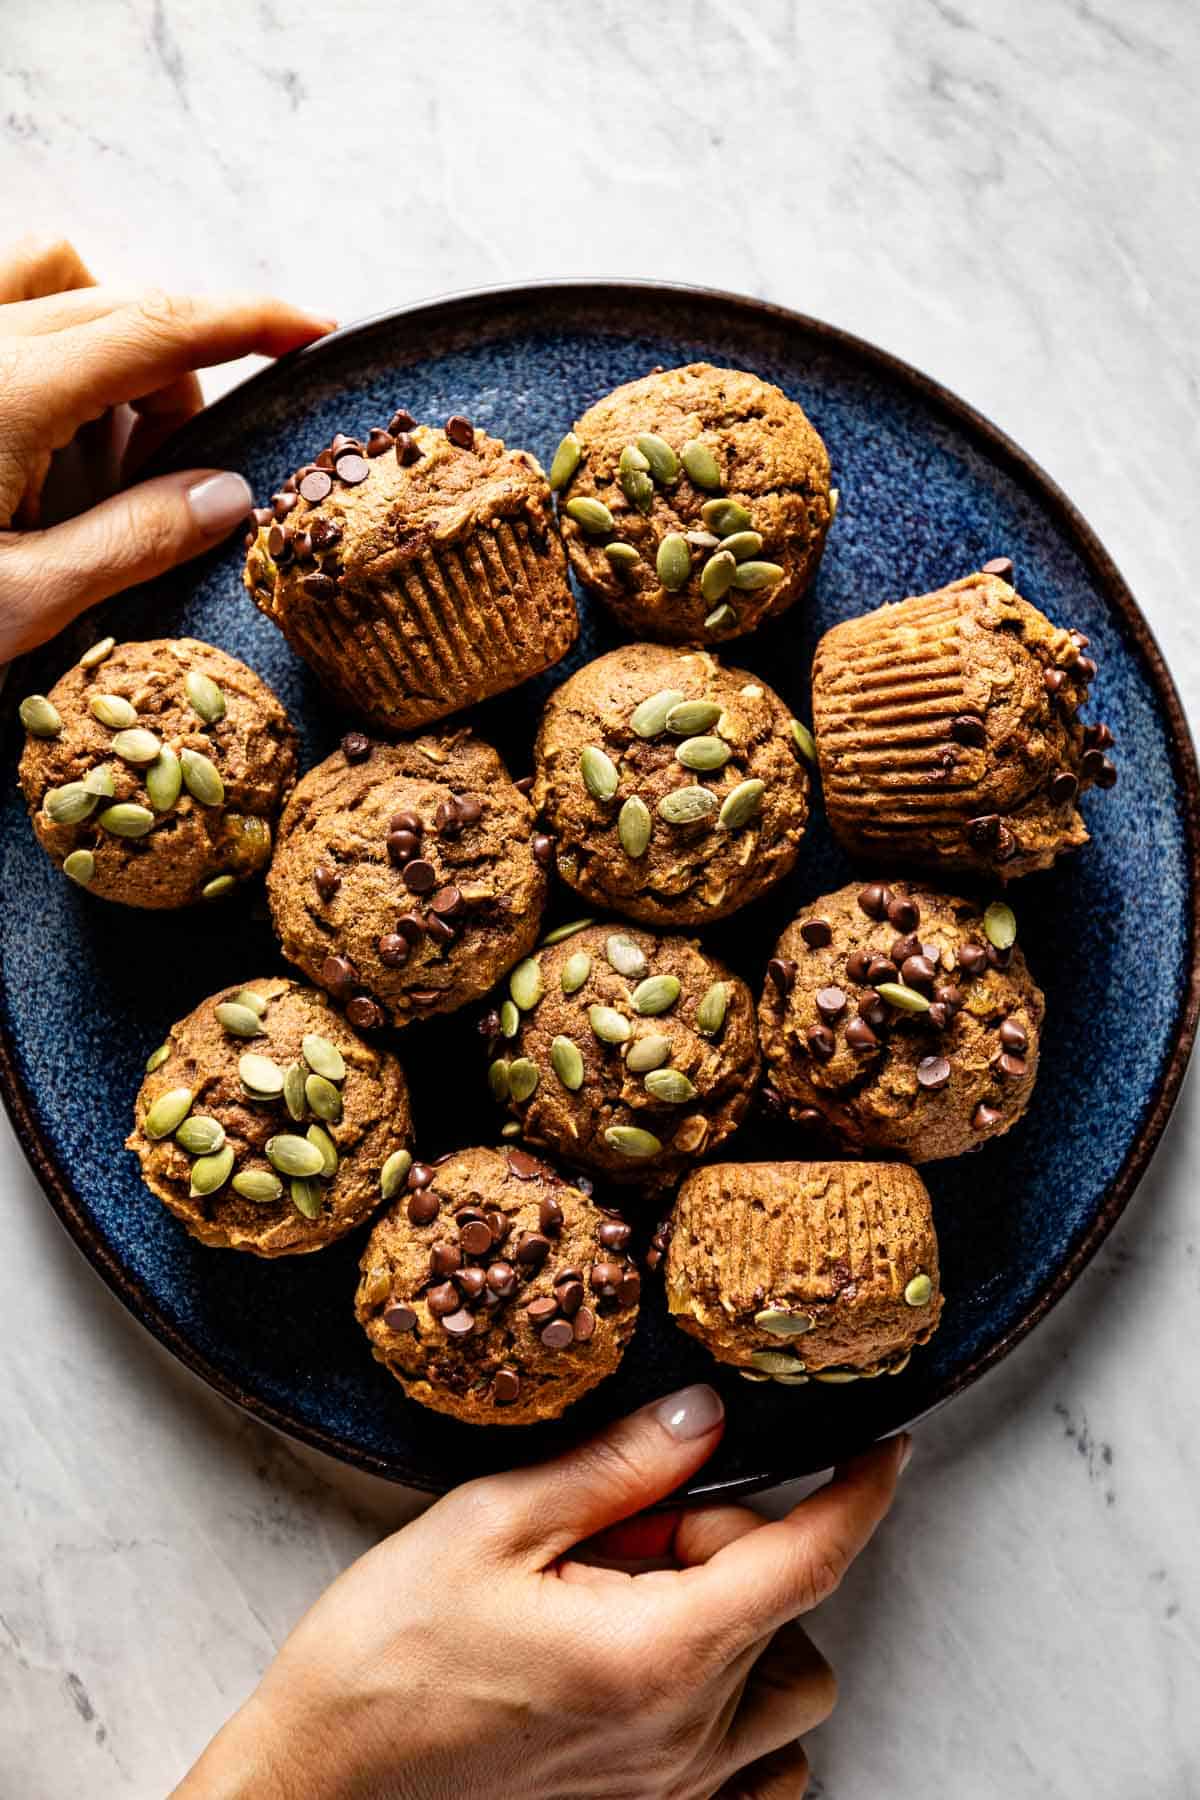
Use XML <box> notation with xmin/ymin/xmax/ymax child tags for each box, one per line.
<box><xmin>876</xmin><ymin>981</ymin><xmax>931</xmax><ymax>1015</ymax></box>
<box><xmin>644</xmin><ymin>1067</ymin><xmax>696</xmax><ymax>1104</ymax></box>
<box><xmin>215</xmin><ymin>1001</ymin><xmax>265</xmax><ymax>1038</ymax></box>
<box><xmin>145</xmin><ymin>747</ymin><xmax>182</xmax><ymax>812</ymax></box>
<box><xmin>144</xmin><ymin>1086</ymin><xmax>193</xmax><ymax>1139</ymax></box>
<box><xmin>302</xmin><ymin>1033</ymin><xmax>345</xmax><ymax>1083</ymax></box>
<box><xmin>381</xmin><ymin>1148</ymin><xmax>413</xmax><ymax>1199</ymax></box>
<box><xmin>687</xmin><ymin>529</ymin><xmax>721</xmax><ymax>549</ymax></box>
<box><xmin>283</xmin><ymin>1062</ymin><xmax>307</xmax><ymax>1121</ymax></box>
<box><xmin>704</xmin><ymin>603</ymin><xmax>738</xmax><ymax>633</ymax></box>
<box><xmin>509</xmin><ymin>957</ymin><xmax>544</xmax><ymax>1011</ymax></box>
<box><xmin>548</xmin><ymin>431</ymin><xmax>583</xmax><ymax>491</ymax></box>
<box><xmin>305</xmin><ymin>1072</ymin><xmax>343</xmax><ymax>1122</ymax></box>
<box><xmin>700</xmin><ymin>550</ymin><xmax>736</xmax><ymax>603</ymax></box>
<box><xmin>656</xmin><ymin>533</ymin><xmax>690</xmax><ymax>591</ymax></box>
<box><xmin>290</xmin><ymin>1178</ymin><xmax>323</xmax><ymax>1219</ymax></box>
<box><xmin>232</xmin><ymin>1169</ymin><xmax>283</xmax><ymax>1204</ymax></box>
<box><xmin>306</xmin><ymin>1123</ymin><xmax>339</xmax><ymax>1178</ymax></box>
<box><xmin>97</xmin><ymin>802</ymin><xmax>154</xmax><ymax>838</ymax></box>
<box><xmin>617</xmin><ymin>795</ymin><xmax>652</xmax><ymax>858</ymax></box>
<box><xmin>176</xmin><ymin>1115</ymin><xmax>226</xmax><ymax>1156</ymax></box>
<box><xmin>565</xmin><ymin>496</ymin><xmax>614</xmax><ymax>536</ymax></box>
<box><xmin>81</xmin><ymin>765</ymin><xmax>116</xmax><ymax>798</ymax></box>
<box><xmin>665</xmin><ymin>699</ymin><xmax>723</xmax><ymax>735</ymax></box>
<box><xmin>620</xmin><ymin>467</ymin><xmax>655</xmax><ymax>514</ymax></box>
<box><xmin>636</xmin><ymin>433</ymin><xmax>678</xmax><ymax>483</ymax></box>
<box><xmin>550</xmin><ymin>1036</ymin><xmax>585</xmax><ymax>1091</ymax></box>
<box><xmin>658</xmin><ymin>786</ymin><xmax>717</xmax><ymax>826</ymax></box>
<box><xmin>79</xmin><ymin>637</ymin><xmax>115</xmax><ymax>669</ymax></box>
<box><xmin>812</xmin><ymin>1368</ymin><xmax>860</xmax><ymax>1384</ymax></box>
<box><xmin>619</xmin><ymin>442</ymin><xmax>650</xmax><ymax>477</ymax></box>
<box><xmin>983</xmin><ymin>901</ymin><xmax>1017</xmax><ymax>950</ymax></box>
<box><xmin>696</xmin><ymin>982</ymin><xmax>728</xmax><ymax>1036</ymax></box>
<box><xmin>719</xmin><ymin>779</ymin><xmax>766</xmax><ymax>830</ymax></box>
<box><xmin>180</xmin><ymin>747</ymin><xmax>224</xmax><ymax>807</ymax></box>
<box><xmin>589</xmin><ymin>1004</ymin><xmax>631</xmax><ymax>1045</ymax></box>
<box><xmin>626</xmin><ymin>1033</ymin><xmax>672</xmax><ymax>1073</ymax></box>
<box><xmin>749</xmin><ymin>1349</ymin><xmax>806</xmax><ymax>1375</ymax></box>
<box><xmin>604</xmin><ymin>1125</ymin><xmax>662</xmax><ymax>1158</ymax></box>
<box><xmin>201</xmin><ymin>874</ymin><xmax>235</xmax><ymax>901</ymax></box>
<box><xmin>185</xmin><ymin>669</ymin><xmax>226</xmax><ymax>724</ymax></box>
<box><xmin>701</xmin><ymin>498</ymin><xmax>752</xmax><ymax>536</ymax></box>
<box><xmin>631</xmin><ymin>974</ymin><xmax>681</xmax><ymax>1016</ymax></box>
<box><xmin>508</xmin><ymin>1058</ymin><xmax>540</xmax><ymax>1102</ymax></box>
<box><xmin>740</xmin><ymin>1369</ymin><xmax>771</xmax><ymax>1383</ymax></box>
<box><xmin>886</xmin><ymin>1352</ymin><xmax>912</xmax><ymax>1377</ymax></box>
<box><xmin>500</xmin><ymin>1121</ymin><xmax>522</xmax><ymax>1140</ymax></box>
<box><xmin>239</xmin><ymin>1053</ymin><xmax>284</xmax><ymax>1097</ymax></box>
<box><xmin>190</xmin><ymin>1145</ymin><xmax>235</xmax><ymax>1197</ymax></box>
<box><xmin>90</xmin><ymin>693</ymin><xmax>137</xmax><ymax>730</ymax></box>
<box><xmin>232</xmin><ymin>988</ymin><xmax>268</xmax><ymax>1018</ymax></box>
<box><xmin>675</xmin><ymin>735</ymin><xmax>731</xmax><ymax>772</ymax></box>
<box><xmin>541</xmin><ymin>918</ymin><xmax>595</xmax><ymax>946</ymax></box>
<box><xmin>63</xmin><ymin>848</ymin><xmax>95</xmax><ymax>887</ymax></box>
<box><xmin>604</xmin><ymin>542</ymin><xmax>640</xmax><ymax>570</ymax></box>
<box><xmin>773</xmin><ymin>1373</ymin><xmax>811</xmax><ymax>1386</ymax></box>
<box><xmin>720</xmin><ymin>530</ymin><xmax>763</xmax><ymax>562</ymax></box>
<box><xmin>561</xmin><ymin>950</ymin><xmax>592</xmax><ymax>994</ymax></box>
<box><xmin>605</xmin><ymin>933</ymin><xmax>647</xmax><ymax>978</ymax></box>
<box><xmin>488</xmin><ymin>1057</ymin><xmax>512</xmax><ymax>1102</ymax></box>
<box><xmin>904</xmin><ymin>1273</ymin><xmax>933</xmax><ymax>1307</ymax></box>
<box><xmin>755</xmin><ymin>1308</ymin><xmax>814</xmax><ymax>1337</ymax></box>
<box><xmin>266</xmin><ymin>1134</ymin><xmax>326</xmax><ymax>1178</ymax></box>
<box><xmin>580</xmin><ymin>745</ymin><xmax>619</xmax><ymax>802</ymax></box>
<box><xmin>733</xmin><ymin>560</ymin><xmax>785</xmax><ymax>591</ymax></box>
<box><xmin>631</xmin><ymin>688</ymin><xmax>686</xmax><ymax>738</ymax></box>
<box><xmin>112</xmin><ymin>727</ymin><xmax>162</xmax><ymax>767</ymax></box>
<box><xmin>19</xmin><ymin>695</ymin><xmax>63</xmax><ymax>738</ymax></box>
<box><xmin>790</xmin><ymin>720</ymin><xmax>817</xmax><ymax>764</ymax></box>
<box><xmin>144</xmin><ymin>1043</ymin><xmax>170</xmax><ymax>1074</ymax></box>
<box><xmin>45</xmin><ymin>782</ymin><xmax>97</xmax><ymax>827</ymax></box>
<box><xmin>680</xmin><ymin>438</ymin><xmax>722</xmax><ymax>490</ymax></box>
<box><xmin>499</xmin><ymin>999</ymin><xmax>520</xmax><ymax>1039</ymax></box>
<box><xmin>829</xmin><ymin>486</ymin><xmax>840</xmax><ymax>519</ymax></box>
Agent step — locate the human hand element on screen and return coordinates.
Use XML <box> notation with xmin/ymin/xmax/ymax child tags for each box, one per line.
<box><xmin>0</xmin><ymin>235</ymin><xmax>333</xmax><ymax>662</ymax></box>
<box><xmin>177</xmin><ymin>1387</ymin><xmax>909</xmax><ymax>1800</ymax></box>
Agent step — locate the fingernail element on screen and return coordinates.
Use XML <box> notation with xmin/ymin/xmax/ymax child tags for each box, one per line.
<box><xmin>655</xmin><ymin>1384</ymin><xmax>724</xmax><ymax>1441</ymax></box>
<box><xmin>897</xmin><ymin>1432</ymin><xmax>914</xmax><ymax>1475</ymax></box>
<box><xmin>187</xmin><ymin>471</ymin><xmax>254</xmax><ymax>536</ymax></box>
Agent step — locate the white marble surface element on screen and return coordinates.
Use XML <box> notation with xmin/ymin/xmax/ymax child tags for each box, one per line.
<box><xmin>2</xmin><ymin>1</ymin><xmax>1199</xmax><ymax>1794</ymax></box>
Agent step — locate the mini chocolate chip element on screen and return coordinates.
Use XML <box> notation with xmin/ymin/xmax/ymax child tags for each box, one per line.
<box><xmin>995</xmin><ymin>1052</ymin><xmax>1027</xmax><ymax>1081</ymax></box>
<box><xmin>527</xmin><ymin>1296</ymin><xmax>559</xmax><ymax>1326</ymax></box>
<box><xmin>950</xmin><ymin>715</ymin><xmax>987</xmax><ymax>747</ymax></box>
<box><xmin>514</xmin><ymin>775</ymin><xmax>535</xmax><ymax>796</ymax></box>
<box><xmin>554</xmin><ymin>1265</ymin><xmax>583</xmax><ymax>1286</ymax></box>
<box><xmin>996</xmin><ymin>826</ymin><xmax>1017</xmax><ymax>862</ymax></box>
<box><xmin>330</xmin><ymin>434</ymin><xmax>359</xmax><ymax>455</ymax></box>
<box><xmin>460</xmin><ymin>1220</ymin><xmax>493</xmax><ymax>1256</ymax></box>
<box><xmin>315</xmin><ymin>449</ymin><xmax>335</xmax><ymax>470</ymax></box>
<box><xmin>335</xmin><ymin>453</ymin><xmax>370</xmax><ymax>485</ymax></box>
<box><xmin>308</xmin><ymin>516</ymin><xmax>342</xmax><ymax>548</ymax></box>
<box><xmin>807</xmin><ymin>1024</ymin><xmax>836</xmax><ymax>1061</ymax></box>
<box><xmin>389</xmin><ymin>408</ymin><xmax>417</xmax><ymax>435</ymax></box>
<box><xmin>456</xmin><ymin>1266</ymin><xmax>488</xmax><ymax>1304</ymax></box>
<box><xmin>456</xmin><ymin>795</ymin><xmax>482</xmax><ymax>824</ymax></box>
<box><xmin>887</xmin><ymin>895</ymin><xmax>920</xmax><ymax>932</ymax></box>
<box><xmin>767</xmin><ymin>958</ymin><xmax>797</xmax><ymax>996</ymax></box>
<box><xmin>252</xmin><ymin>505</ymin><xmax>274</xmax><ymax>528</ymax></box>
<box><xmin>590</xmin><ymin>1260</ymin><xmax>622</xmax><ymax>1296</ymax></box>
<box><xmin>342</xmin><ymin>732</ymin><xmax>371</xmax><ymax>763</ymax></box>
<box><xmin>901</xmin><ymin>955</ymin><xmax>936</xmax><ymax>992</ymax></box>
<box><xmin>392</xmin><ymin>810</ymin><xmax>424</xmax><ymax>834</ymax></box>
<box><xmin>426</xmin><ymin>1281</ymin><xmax>459</xmax><ymax>1317</ymax></box>
<box><xmin>346</xmin><ymin>995</ymin><xmax>385</xmax><ymax>1030</ymax></box>
<box><xmin>303</xmin><ymin>572</ymin><xmax>338</xmax><ymax>601</ymax></box>
<box><xmin>958</xmin><ymin>942</ymin><xmax>989</xmax><ymax>977</ymax></box>
<box><xmin>557</xmin><ymin>1279</ymin><xmax>585</xmax><ymax>1318</ymax></box>
<box><xmin>934</xmin><ymin>984</ymin><xmax>963</xmax><ymax>1010</ymax></box>
<box><xmin>407</xmin><ymin>1188</ymin><xmax>439</xmax><ymax>1226</ymax></box>
<box><xmin>516</xmin><ymin>1231</ymin><xmax>550</xmax><ymax>1266</ymax></box>
<box><xmin>267</xmin><ymin>522</ymin><xmax>292</xmax><ymax>560</ymax></box>
<box><xmin>987</xmin><ymin>943</ymin><xmax>1013</xmax><ymax>970</ymax></box>
<box><xmin>917</xmin><ymin>1055</ymin><xmax>951</xmax><ymax>1091</ymax></box>
<box><xmin>532</xmin><ymin>833</ymin><xmax>554</xmax><ymax>867</ymax></box>
<box><xmin>493</xmin><ymin>1367</ymin><xmax>521</xmax><ymax>1403</ymax></box>
<box><xmin>426</xmin><ymin>916</ymin><xmax>458</xmax><ymax>947</ymax></box>
<box><xmin>1044</xmin><ymin>668</ymin><xmax>1067</xmax><ymax>696</ymax></box>
<box><xmin>366</xmin><ymin>428</ymin><xmax>394</xmax><ymax>457</ymax></box>
<box><xmin>445</xmin><ymin>414</ymin><xmax>475</xmax><ymax>448</ymax></box>
<box><xmin>891</xmin><ymin>933</ymin><xmax>922</xmax><ymax>965</ymax></box>
<box><xmin>386</xmin><ymin>914</ymin><xmax>421</xmax><ymax>946</ymax></box>
<box><xmin>618</xmin><ymin>1271</ymin><xmax>641</xmax><ymax>1309</ymax></box>
<box><xmin>430</xmin><ymin>1240</ymin><xmax>462</xmax><ymax>1276</ymax></box>
<box><xmin>927</xmin><ymin>1002</ymin><xmax>950</xmax><ymax>1030</ymax></box>
<box><xmin>321</xmin><ymin>953</ymin><xmax>357</xmax><ymax>998</ymax></box>
<box><xmin>441</xmin><ymin>1308</ymin><xmax>476</xmax><ymax>1338</ymax></box>
<box><xmin>966</xmin><ymin>814</ymin><xmax>1001</xmax><ymax>846</ymax></box>
<box><xmin>973</xmin><ymin>1102</ymin><xmax>1003</xmax><ymax>1130</ymax></box>
<box><xmin>394</xmin><ymin>432</ymin><xmax>421</xmax><ymax>466</ymax></box>
<box><xmin>434</xmin><ymin>799</ymin><xmax>462</xmax><ymax>838</ymax></box>
<box><xmin>1095</xmin><ymin>754</ymin><xmax>1118</xmax><ymax>789</ymax></box>
<box><xmin>857</xmin><ymin>882</ymin><xmax>892</xmax><ymax>920</ymax></box>
<box><xmin>1084</xmin><ymin>722</ymin><xmax>1114</xmax><ymax>750</ymax></box>
<box><xmin>541</xmin><ymin>1319</ymin><xmax>574</xmax><ymax>1350</ymax></box>
<box><xmin>573</xmin><ymin>1306</ymin><xmax>596</xmax><ymax>1341</ymax></box>
<box><xmin>981</xmin><ymin>556</ymin><xmax>1014</xmax><ymax>579</ymax></box>
<box><xmin>291</xmin><ymin>529</ymin><xmax>314</xmax><ymax>561</ymax></box>
<box><xmin>314</xmin><ymin>864</ymin><xmax>340</xmax><ymax>902</ymax></box>
<box><xmin>382</xmin><ymin>1303</ymin><xmax>417</xmax><ymax>1333</ymax></box>
<box><xmin>867</xmin><ymin>955</ymin><xmax>898</xmax><ymax>986</ymax></box>
<box><xmin>488</xmin><ymin>1261</ymin><xmax>517</xmax><ymax>1297</ymax></box>
<box><xmin>846</xmin><ymin>948</ymin><xmax>872</xmax><ymax>984</ymax></box>
<box><xmin>795</xmin><ymin>1107</ymin><xmax>824</xmax><ymax>1128</ymax></box>
<box><xmin>816</xmin><ymin>986</ymin><xmax>847</xmax><ymax>1022</ymax></box>
<box><xmin>800</xmin><ymin>917</ymin><xmax>833</xmax><ymax>948</ymax></box>
<box><xmin>403</xmin><ymin>859</ymin><xmax>437</xmax><ymax>895</ymax></box>
<box><xmin>272</xmin><ymin>491</ymin><xmax>300</xmax><ymax>518</ymax></box>
<box><xmin>298</xmin><ymin>469</ymin><xmax>333</xmax><ymax>504</ymax></box>
<box><xmin>539</xmin><ymin>1195</ymin><xmax>564</xmax><ymax>1235</ymax></box>
<box><xmin>1076</xmin><ymin>656</ymin><xmax>1098</xmax><ymax>682</ymax></box>
<box><xmin>597</xmin><ymin>1219</ymin><xmax>632</xmax><ymax>1251</ymax></box>
<box><xmin>431</xmin><ymin>885</ymin><xmax>467</xmax><ymax>920</ymax></box>
<box><xmin>507</xmin><ymin>1149</ymin><xmax>544</xmax><ymax>1180</ymax></box>
<box><xmin>387</xmin><ymin>830</ymin><xmax>421</xmax><ymax>866</ymax></box>
<box><xmin>859</xmin><ymin>995</ymin><xmax>888</xmax><ymax>1029</ymax></box>
<box><xmin>999</xmin><ymin>1018</ymin><xmax>1028</xmax><ymax>1052</ymax></box>
<box><xmin>845</xmin><ymin>1018</ymin><xmax>879</xmax><ymax>1051</ymax></box>
<box><xmin>1049</xmin><ymin>770</ymin><xmax>1079</xmax><ymax>804</ymax></box>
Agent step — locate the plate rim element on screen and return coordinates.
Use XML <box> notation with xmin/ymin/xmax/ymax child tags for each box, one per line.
<box><xmin>3</xmin><ymin>277</ymin><xmax>1198</xmax><ymax>1498</ymax></box>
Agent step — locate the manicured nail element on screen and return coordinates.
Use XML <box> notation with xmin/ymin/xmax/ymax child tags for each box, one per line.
<box><xmin>897</xmin><ymin>1432</ymin><xmax>914</xmax><ymax>1475</ymax></box>
<box><xmin>187</xmin><ymin>471</ymin><xmax>254</xmax><ymax>536</ymax></box>
<box><xmin>655</xmin><ymin>1384</ymin><xmax>724</xmax><ymax>1441</ymax></box>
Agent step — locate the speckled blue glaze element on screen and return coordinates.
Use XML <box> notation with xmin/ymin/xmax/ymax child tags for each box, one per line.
<box><xmin>1</xmin><ymin>286</ymin><xmax>1193</xmax><ymax>1495</ymax></box>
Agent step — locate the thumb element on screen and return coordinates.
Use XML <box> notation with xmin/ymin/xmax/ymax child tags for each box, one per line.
<box><xmin>473</xmin><ymin>1384</ymin><xmax>726</xmax><ymax>1567</ymax></box>
<box><xmin>0</xmin><ymin>468</ymin><xmax>252</xmax><ymax>659</ymax></box>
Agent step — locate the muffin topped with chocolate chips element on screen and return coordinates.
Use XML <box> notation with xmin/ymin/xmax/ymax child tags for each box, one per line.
<box><xmin>664</xmin><ymin>1160</ymin><xmax>943</xmax><ymax>1386</ymax></box>
<box><xmin>128</xmin><ymin>975</ymin><xmax>412</xmax><ymax>1256</ymax></box>
<box><xmin>551</xmin><ymin>363</ymin><xmax>833</xmax><ymax>645</ymax></box>
<box><xmin>812</xmin><ymin>567</ymin><xmax>1117</xmax><ymax>881</ymax></box>
<box><xmin>758</xmin><ymin>879</ymin><xmax>1043</xmax><ymax>1162</ymax></box>
<box><xmin>243</xmin><ymin>411</ymin><xmax>577</xmax><ymax>732</ymax></box>
<box><xmin>532</xmin><ymin>643</ymin><xmax>811</xmax><ymax>926</ymax></box>
<box><xmin>485</xmin><ymin>922</ymin><xmax>760</xmax><ymax>1188</ymax></box>
<box><xmin>355</xmin><ymin>1145</ymin><xmax>639</xmax><ymax>1425</ymax></box>
<box><xmin>17</xmin><ymin>637</ymin><xmax>297</xmax><ymax>908</ymax></box>
<box><xmin>267</xmin><ymin>731</ymin><xmax>547</xmax><ymax>1029</ymax></box>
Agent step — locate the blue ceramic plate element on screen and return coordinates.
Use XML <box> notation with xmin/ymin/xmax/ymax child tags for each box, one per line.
<box><xmin>2</xmin><ymin>283</ymin><xmax>1197</xmax><ymax>1496</ymax></box>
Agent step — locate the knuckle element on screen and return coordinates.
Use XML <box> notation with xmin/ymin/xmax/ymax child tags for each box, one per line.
<box><xmin>798</xmin><ymin>1543</ymin><xmax>850</xmax><ymax>1611</ymax></box>
<box><xmin>807</xmin><ymin>1657</ymin><xmax>838</xmax><ymax>1723</ymax></box>
<box><xmin>135</xmin><ymin>287</ymin><xmax>197</xmax><ymax>339</ymax></box>
<box><xmin>439</xmin><ymin>1475</ymin><xmax>525</xmax><ymax>1551</ymax></box>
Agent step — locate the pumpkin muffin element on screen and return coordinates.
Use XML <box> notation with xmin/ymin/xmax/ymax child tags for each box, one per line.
<box><xmin>551</xmin><ymin>363</ymin><xmax>834</xmax><ymax>644</ymax></box>
<box><xmin>128</xmin><ymin>975</ymin><xmax>412</xmax><ymax>1256</ymax></box>
<box><xmin>811</xmin><ymin>567</ymin><xmax>1118</xmax><ymax>881</ymax></box>
<box><xmin>758</xmin><ymin>878</ymin><xmax>1043</xmax><ymax>1162</ymax></box>
<box><xmin>664</xmin><ymin>1160</ymin><xmax>943</xmax><ymax>1384</ymax></box>
<box><xmin>267</xmin><ymin>730</ymin><xmax>547</xmax><ymax>1030</ymax></box>
<box><xmin>484</xmin><ymin>923</ymin><xmax>760</xmax><ymax>1189</ymax></box>
<box><xmin>355</xmin><ymin>1145</ymin><xmax>639</xmax><ymax>1425</ymax></box>
<box><xmin>17</xmin><ymin>637</ymin><xmax>297</xmax><ymax>908</ymax></box>
<box><xmin>532</xmin><ymin>643</ymin><xmax>811</xmax><ymax>926</ymax></box>
<box><xmin>243</xmin><ymin>410</ymin><xmax>577</xmax><ymax>732</ymax></box>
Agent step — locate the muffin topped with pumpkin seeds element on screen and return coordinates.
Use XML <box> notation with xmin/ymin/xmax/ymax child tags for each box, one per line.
<box><xmin>483</xmin><ymin>922</ymin><xmax>760</xmax><ymax>1189</ymax></box>
<box><xmin>17</xmin><ymin>637</ymin><xmax>297</xmax><ymax>909</ymax></box>
<box><xmin>532</xmin><ymin>643</ymin><xmax>811</xmax><ymax>926</ymax></box>
<box><xmin>551</xmin><ymin>363</ymin><xmax>834</xmax><ymax>645</ymax></box>
<box><xmin>664</xmin><ymin>1160</ymin><xmax>944</xmax><ymax>1385</ymax></box>
<box><xmin>128</xmin><ymin>975</ymin><xmax>412</xmax><ymax>1257</ymax></box>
